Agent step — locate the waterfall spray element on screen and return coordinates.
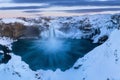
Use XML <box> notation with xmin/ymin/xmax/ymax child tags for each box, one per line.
<box><xmin>49</xmin><ymin>24</ymin><xmax>56</xmax><ymax>38</ymax></box>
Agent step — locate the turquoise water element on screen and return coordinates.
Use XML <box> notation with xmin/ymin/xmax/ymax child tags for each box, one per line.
<box><xmin>12</xmin><ymin>38</ymin><xmax>98</xmax><ymax>71</ymax></box>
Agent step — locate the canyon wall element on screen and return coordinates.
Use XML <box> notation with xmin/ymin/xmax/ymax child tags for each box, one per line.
<box><xmin>0</xmin><ymin>14</ymin><xmax>120</xmax><ymax>43</ymax></box>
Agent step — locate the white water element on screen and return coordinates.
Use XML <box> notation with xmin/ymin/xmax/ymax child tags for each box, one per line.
<box><xmin>49</xmin><ymin>23</ymin><xmax>56</xmax><ymax>38</ymax></box>
<box><xmin>42</xmin><ymin>21</ymin><xmax>67</xmax><ymax>53</ymax></box>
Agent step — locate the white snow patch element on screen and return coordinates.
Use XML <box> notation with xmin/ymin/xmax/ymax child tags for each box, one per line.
<box><xmin>1</xmin><ymin>18</ymin><xmax>35</xmax><ymax>26</ymax></box>
<box><xmin>0</xmin><ymin>37</ymin><xmax>13</xmax><ymax>49</ymax></box>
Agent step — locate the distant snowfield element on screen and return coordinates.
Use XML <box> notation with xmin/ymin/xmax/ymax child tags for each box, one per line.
<box><xmin>1</xmin><ymin>10</ymin><xmax>120</xmax><ymax>18</ymax></box>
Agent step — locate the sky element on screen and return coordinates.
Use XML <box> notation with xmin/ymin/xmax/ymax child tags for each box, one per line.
<box><xmin>0</xmin><ymin>0</ymin><xmax>120</xmax><ymax>17</ymax></box>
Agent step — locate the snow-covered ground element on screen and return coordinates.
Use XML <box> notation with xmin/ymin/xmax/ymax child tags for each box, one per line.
<box><xmin>0</xmin><ymin>54</ymin><xmax>40</xmax><ymax>80</ymax></box>
<box><xmin>0</xmin><ymin>18</ymin><xmax>37</xmax><ymax>26</ymax></box>
<box><xmin>0</xmin><ymin>26</ymin><xmax>120</xmax><ymax>80</ymax></box>
<box><xmin>0</xmin><ymin>14</ymin><xmax>120</xmax><ymax>80</ymax></box>
<box><xmin>0</xmin><ymin>37</ymin><xmax>41</xmax><ymax>80</ymax></box>
<box><xmin>37</xmin><ymin>29</ymin><xmax>120</xmax><ymax>80</ymax></box>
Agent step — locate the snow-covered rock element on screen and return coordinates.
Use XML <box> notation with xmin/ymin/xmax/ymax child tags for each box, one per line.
<box><xmin>0</xmin><ymin>37</ymin><xmax>41</xmax><ymax>80</ymax></box>
<box><xmin>0</xmin><ymin>54</ymin><xmax>40</xmax><ymax>80</ymax></box>
<box><xmin>0</xmin><ymin>14</ymin><xmax>120</xmax><ymax>43</ymax></box>
<box><xmin>0</xmin><ymin>37</ymin><xmax>13</xmax><ymax>49</ymax></box>
<box><xmin>0</xmin><ymin>18</ymin><xmax>37</xmax><ymax>26</ymax></box>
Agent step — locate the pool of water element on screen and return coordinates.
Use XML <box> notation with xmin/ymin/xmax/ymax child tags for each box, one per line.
<box><xmin>12</xmin><ymin>38</ymin><xmax>98</xmax><ymax>71</ymax></box>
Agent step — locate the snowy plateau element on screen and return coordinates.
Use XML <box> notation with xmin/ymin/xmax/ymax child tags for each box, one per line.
<box><xmin>0</xmin><ymin>13</ymin><xmax>120</xmax><ymax>80</ymax></box>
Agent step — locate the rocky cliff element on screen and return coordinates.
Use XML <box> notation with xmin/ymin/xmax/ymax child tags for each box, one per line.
<box><xmin>0</xmin><ymin>14</ymin><xmax>120</xmax><ymax>43</ymax></box>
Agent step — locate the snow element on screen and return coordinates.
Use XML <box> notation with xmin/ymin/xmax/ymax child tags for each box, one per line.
<box><xmin>0</xmin><ymin>54</ymin><xmax>40</xmax><ymax>80</ymax></box>
<box><xmin>0</xmin><ymin>37</ymin><xmax>13</xmax><ymax>49</ymax></box>
<box><xmin>0</xmin><ymin>51</ymin><xmax>4</xmax><ymax>53</ymax></box>
<box><xmin>0</xmin><ymin>37</ymin><xmax>39</xmax><ymax>80</ymax></box>
<box><xmin>40</xmin><ymin>14</ymin><xmax>115</xmax><ymax>42</ymax></box>
<box><xmin>36</xmin><ymin>29</ymin><xmax>120</xmax><ymax>80</ymax></box>
<box><xmin>1</xmin><ymin>14</ymin><xmax>119</xmax><ymax>43</ymax></box>
<box><xmin>1</xmin><ymin>18</ymin><xmax>35</xmax><ymax>26</ymax></box>
<box><xmin>1</xmin><ymin>18</ymin><xmax>25</xmax><ymax>24</ymax></box>
<box><xmin>0</xmin><ymin>14</ymin><xmax>120</xmax><ymax>80</ymax></box>
<box><xmin>77</xmin><ymin>29</ymin><xmax>120</xmax><ymax>80</ymax></box>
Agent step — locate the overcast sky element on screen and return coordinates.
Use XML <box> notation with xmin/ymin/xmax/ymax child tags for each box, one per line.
<box><xmin>0</xmin><ymin>0</ymin><xmax>120</xmax><ymax>17</ymax></box>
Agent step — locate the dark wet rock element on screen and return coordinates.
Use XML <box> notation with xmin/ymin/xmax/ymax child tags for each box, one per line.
<box><xmin>98</xmin><ymin>35</ymin><xmax>108</xmax><ymax>43</ymax></box>
<box><xmin>78</xmin><ymin>18</ymin><xmax>92</xmax><ymax>33</ymax></box>
<box><xmin>22</xmin><ymin>26</ymin><xmax>40</xmax><ymax>38</ymax></box>
<box><xmin>2</xmin><ymin>54</ymin><xmax>11</xmax><ymax>63</ymax></box>
<box><xmin>111</xmin><ymin>14</ymin><xmax>120</xmax><ymax>29</ymax></box>
<box><xmin>0</xmin><ymin>45</ymin><xmax>12</xmax><ymax>63</ymax></box>
<box><xmin>59</xmin><ymin>22</ymin><xmax>71</xmax><ymax>33</ymax></box>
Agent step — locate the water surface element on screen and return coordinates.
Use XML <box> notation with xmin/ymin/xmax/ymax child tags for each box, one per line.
<box><xmin>12</xmin><ymin>38</ymin><xmax>98</xmax><ymax>71</ymax></box>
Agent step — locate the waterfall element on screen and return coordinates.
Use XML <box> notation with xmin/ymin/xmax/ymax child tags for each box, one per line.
<box><xmin>49</xmin><ymin>25</ymin><xmax>56</xmax><ymax>38</ymax></box>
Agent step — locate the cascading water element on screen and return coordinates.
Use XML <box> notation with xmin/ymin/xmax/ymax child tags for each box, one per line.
<box><xmin>44</xmin><ymin>21</ymin><xmax>66</xmax><ymax>53</ymax></box>
<box><xmin>12</xmin><ymin>20</ymin><xmax>99</xmax><ymax>71</ymax></box>
<box><xmin>49</xmin><ymin>22</ymin><xmax>56</xmax><ymax>38</ymax></box>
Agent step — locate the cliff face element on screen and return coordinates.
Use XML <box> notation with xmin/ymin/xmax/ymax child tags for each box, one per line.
<box><xmin>0</xmin><ymin>22</ymin><xmax>40</xmax><ymax>39</ymax></box>
<box><xmin>0</xmin><ymin>14</ymin><xmax>120</xmax><ymax>43</ymax></box>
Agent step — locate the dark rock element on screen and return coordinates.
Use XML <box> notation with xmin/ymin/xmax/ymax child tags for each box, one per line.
<box><xmin>74</xmin><ymin>64</ymin><xmax>82</xmax><ymax>69</ymax></box>
<box><xmin>0</xmin><ymin>45</ymin><xmax>12</xmax><ymax>63</ymax></box>
<box><xmin>107</xmin><ymin>78</ymin><xmax>110</xmax><ymax>80</ymax></box>
<box><xmin>111</xmin><ymin>14</ymin><xmax>120</xmax><ymax>29</ymax></box>
<box><xmin>98</xmin><ymin>35</ymin><xmax>108</xmax><ymax>43</ymax></box>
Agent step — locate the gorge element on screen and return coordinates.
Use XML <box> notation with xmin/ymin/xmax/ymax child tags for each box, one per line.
<box><xmin>12</xmin><ymin>20</ymin><xmax>98</xmax><ymax>71</ymax></box>
<box><xmin>0</xmin><ymin>13</ymin><xmax>120</xmax><ymax>80</ymax></box>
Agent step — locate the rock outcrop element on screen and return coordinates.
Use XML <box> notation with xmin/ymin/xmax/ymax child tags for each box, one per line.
<box><xmin>0</xmin><ymin>22</ymin><xmax>40</xmax><ymax>39</ymax></box>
